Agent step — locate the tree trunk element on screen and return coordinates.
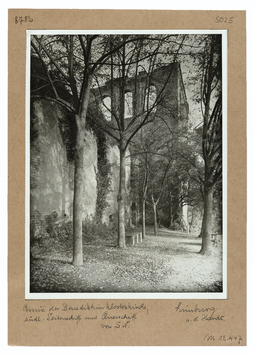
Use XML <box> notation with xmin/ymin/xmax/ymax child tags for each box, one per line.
<box><xmin>73</xmin><ymin>121</ymin><xmax>85</xmax><ymax>265</ymax></box>
<box><xmin>153</xmin><ymin>202</ymin><xmax>158</xmax><ymax>235</ymax></box>
<box><xmin>72</xmin><ymin>73</ymin><xmax>93</xmax><ymax>265</ymax></box>
<box><xmin>135</xmin><ymin>204</ymin><xmax>139</xmax><ymax>227</ymax></box>
<box><xmin>118</xmin><ymin>145</ymin><xmax>126</xmax><ymax>247</ymax></box>
<box><xmin>157</xmin><ymin>209</ymin><xmax>161</xmax><ymax>228</ymax></box>
<box><xmin>142</xmin><ymin>198</ymin><xmax>146</xmax><ymax>240</ymax></box>
<box><xmin>199</xmin><ymin>186</ymin><xmax>214</xmax><ymax>255</ymax></box>
<box><xmin>198</xmin><ymin>212</ymin><xmax>205</xmax><ymax>238</ymax></box>
<box><xmin>61</xmin><ymin>173</ymin><xmax>66</xmax><ymax>216</ymax></box>
<box><xmin>169</xmin><ymin>200</ymin><xmax>173</xmax><ymax>228</ymax></box>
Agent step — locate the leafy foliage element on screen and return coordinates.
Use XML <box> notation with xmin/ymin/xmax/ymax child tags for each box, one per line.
<box><xmin>82</xmin><ymin>216</ymin><xmax>116</xmax><ymax>241</ymax></box>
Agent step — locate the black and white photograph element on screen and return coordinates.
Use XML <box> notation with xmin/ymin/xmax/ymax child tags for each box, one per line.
<box><xmin>27</xmin><ymin>31</ymin><xmax>226</xmax><ymax>298</ymax></box>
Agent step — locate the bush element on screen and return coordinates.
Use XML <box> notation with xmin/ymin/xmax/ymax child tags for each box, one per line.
<box><xmin>51</xmin><ymin>220</ymin><xmax>73</xmax><ymax>240</ymax></box>
<box><xmin>82</xmin><ymin>216</ymin><xmax>115</xmax><ymax>240</ymax></box>
<box><xmin>171</xmin><ymin>221</ymin><xmax>181</xmax><ymax>231</ymax></box>
<box><xmin>125</xmin><ymin>225</ymin><xmax>135</xmax><ymax>234</ymax></box>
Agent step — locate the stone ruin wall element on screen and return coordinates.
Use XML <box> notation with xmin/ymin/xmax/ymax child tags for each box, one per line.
<box><xmin>30</xmin><ymin>63</ymin><xmax>189</xmax><ymax>238</ymax></box>
<box><xmin>30</xmin><ymin>100</ymin><xmax>128</xmax><ymax>238</ymax></box>
<box><xmin>102</xmin><ymin>145</ymin><xmax>131</xmax><ymax>226</ymax></box>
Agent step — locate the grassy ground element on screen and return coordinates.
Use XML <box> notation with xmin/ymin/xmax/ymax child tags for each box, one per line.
<box><xmin>30</xmin><ymin>227</ymin><xmax>223</xmax><ymax>293</ymax></box>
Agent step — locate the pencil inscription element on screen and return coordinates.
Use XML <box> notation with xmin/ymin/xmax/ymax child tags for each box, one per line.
<box><xmin>15</xmin><ymin>16</ymin><xmax>33</xmax><ymax>24</ymax></box>
<box><xmin>22</xmin><ymin>302</ymin><xmax>147</xmax><ymax>329</ymax></box>
<box><xmin>203</xmin><ymin>334</ymin><xmax>243</xmax><ymax>344</ymax></box>
<box><xmin>215</xmin><ymin>16</ymin><xmax>234</xmax><ymax>24</ymax></box>
<box><xmin>175</xmin><ymin>302</ymin><xmax>225</xmax><ymax>322</ymax></box>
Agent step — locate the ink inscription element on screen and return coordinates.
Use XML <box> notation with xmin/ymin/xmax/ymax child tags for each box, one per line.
<box><xmin>23</xmin><ymin>302</ymin><xmax>148</xmax><ymax>329</ymax></box>
<box><xmin>175</xmin><ymin>302</ymin><xmax>225</xmax><ymax>322</ymax></box>
<box><xmin>215</xmin><ymin>16</ymin><xmax>234</xmax><ymax>24</ymax></box>
<box><xmin>204</xmin><ymin>334</ymin><xmax>243</xmax><ymax>344</ymax></box>
<box><xmin>15</xmin><ymin>16</ymin><xmax>33</xmax><ymax>24</ymax></box>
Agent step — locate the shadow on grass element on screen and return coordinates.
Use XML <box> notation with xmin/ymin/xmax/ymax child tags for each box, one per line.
<box><xmin>204</xmin><ymin>281</ymin><xmax>223</xmax><ymax>292</ymax></box>
<box><xmin>145</xmin><ymin>233</ymin><xmax>200</xmax><ymax>241</ymax></box>
<box><xmin>83</xmin><ymin>242</ymin><xmax>118</xmax><ymax>248</ymax></box>
<box><xmin>31</xmin><ymin>255</ymin><xmax>73</xmax><ymax>265</ymax></box>
<box><xmin>30</xmin><ymin>281</ymin><xmax>223</xmax><ymax>293</ymax></box>
<box><xmin>179</xmin><ymin>242</ymin><xmax>202</xmax><ymax>246</ymax></box>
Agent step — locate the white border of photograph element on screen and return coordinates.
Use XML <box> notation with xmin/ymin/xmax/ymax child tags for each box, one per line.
<box><xmin>25</xmin><ymin>29</ymin><xmax>227</xmax><ymax>300</ymax></box>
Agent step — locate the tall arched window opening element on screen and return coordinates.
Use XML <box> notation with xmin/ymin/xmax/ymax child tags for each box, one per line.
<box><xmin>101</xmin><ymin>96</ymin><xmax>111</xmax><ymax>121</ymax></box>
<box><xmin>145</xmin><ymin>85</ymin><xmax>157</xmax><ymax>113</ymax></box>
<box><xmin>124</xmin><ymin>92</ymin><xmax>133</xmax><ymax>119</ymax></box>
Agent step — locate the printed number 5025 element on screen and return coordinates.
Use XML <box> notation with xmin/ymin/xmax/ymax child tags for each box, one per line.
<box><xmin>215</xmin><ymin>17</ymin><xmax>234</xmax><ymax>24</ymax></box>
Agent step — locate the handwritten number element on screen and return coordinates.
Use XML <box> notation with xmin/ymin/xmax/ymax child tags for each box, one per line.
<box><xmin>215</xmin><ymin>16</ymin><xmax>234</xmax><ymax>24</ymax></box>
<box><xmin>206</xmin><ymin>334</ymin><xmax>243</xmax><ymax>344</ymax></box>
<box><xmin>15</xmin><ymin>16</ymin><xmax>33</xmax><ymax>24</ymax></box>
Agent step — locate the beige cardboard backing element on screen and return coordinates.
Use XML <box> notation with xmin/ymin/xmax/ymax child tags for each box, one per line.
<box><xmin>8</xmin><ymin>9</ymin><xmax>246</xmax><ymax>346</ymax></box>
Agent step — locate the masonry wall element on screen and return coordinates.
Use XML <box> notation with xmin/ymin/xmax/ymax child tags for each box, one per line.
<box><xmin>30</xmin><ymin>100</ymin><xmax>98</xmax><ymax>238</ymax></box>
<box><xmin>102</xmin><ymin>145</ymin><xmax>131</xmax><ymax>225</ymax></box>
<box><xmin>94</xmin><ymin>63</ymin><xmax>189</xmax><ymax>228</ymax></box>
<box><xmin>30</xmin><ymin>63</ymin><xmax>188</xmax><ymax>237</ymax></box>
<box><xmin>96</xmin><ymin>63</ymin><xmax>188</xmax><ymax>124</ymax></box>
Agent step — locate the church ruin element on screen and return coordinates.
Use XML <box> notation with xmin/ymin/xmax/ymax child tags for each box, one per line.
<box><xmin>30</xmin><ymin>62</ymin><xmax>189</xmax><ymax>238</ymax></box>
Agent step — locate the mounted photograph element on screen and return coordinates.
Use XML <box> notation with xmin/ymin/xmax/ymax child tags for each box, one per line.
<box><xmin>26</xmin><ymin>31</ymin><xmax>227</xmax><ymax>298</ymax></box>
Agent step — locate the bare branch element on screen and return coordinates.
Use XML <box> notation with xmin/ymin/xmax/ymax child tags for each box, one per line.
<box><xmin>33</xmin><ymin>35</ymin><xmax>70</xmax><ymax>83</ymax></box>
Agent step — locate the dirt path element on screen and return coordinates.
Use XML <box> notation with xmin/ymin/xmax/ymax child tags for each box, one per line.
<box><xmin>30</xmin><ymin>228</ymin><xmax>223</xmax><ymax>294</ymax></box>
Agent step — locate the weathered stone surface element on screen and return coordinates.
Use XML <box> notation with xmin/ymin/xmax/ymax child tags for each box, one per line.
<box><xmin>30</xmin><ymin>100</ymin><xmax>97</xmax><ymax>236</ymax></box>
<box><xmin>101</xmin><ymin>145</ymin><xmax>131</xmax><ymax>225</ymax></box>
<box><xmin>96</xmin><ymin>63</ymin><xmax>189</xmax><ymax>228</ymax></box>
<box><xmin>30</xmin><ymin>63</ymin><xmax>189</xmax><ymax>237</ymax></box>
